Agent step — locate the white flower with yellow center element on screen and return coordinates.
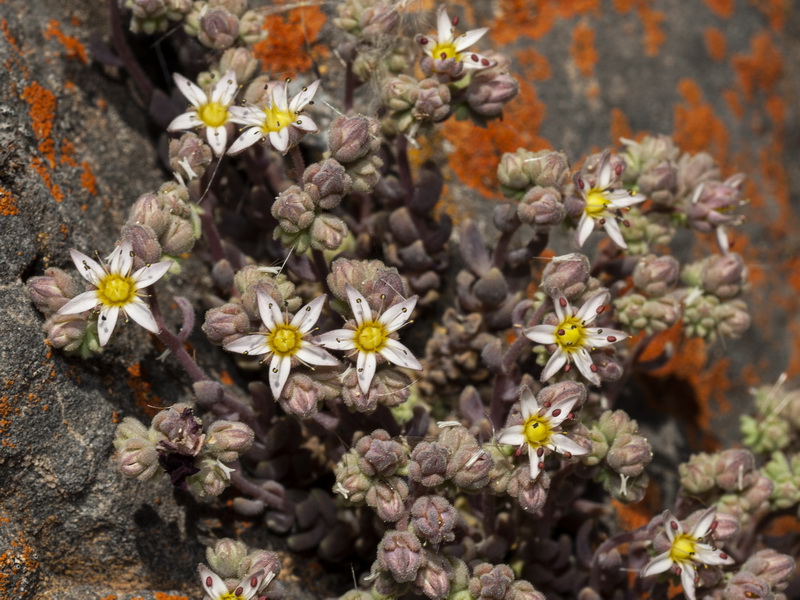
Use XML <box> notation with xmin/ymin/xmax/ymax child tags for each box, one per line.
<box><xmin>575</xmin><ymin>154</ymin><xmax>645</xmax><ymax>249</ymax></box>
<box><xmin>316</xmin><ymin>285</ymin><xmax>422</xmax><ymax>394</ymax></box>
<box><xmin>497</xmin><ymin>387</ymin><xmax>587</xmax><ymax>479</ymax></box>
<box><xmin>224</xmin><ymin>291</ymin><xmax>338</xmax><ymax>400</ymax></box>
<box><xmin>524</xmin><ymin>290</ymin><xmax>627</xmax><ymax>386</ymax></box>
<box><xmin>415</xmin><ymin>5</ymin><xmax>494</xmax><ymax>70</ymax></box>
<box><xmin>227</xmin><ymin>79</ymin><xmax>320</xmax><ymax>155</ymax></box>
<box><xmin>198</xmin><ymin>564</ymin><xmax>274</xmax><ymax>600</ymax></box>
<box><xmin>56</xmin><ymin>242</ymin><xmax>172</xmax><ymax>346</ymax></box>
<box><xmin>641</xmin><ymin>508</ymin><xmax>734</xmax><ymax>600</ymax></box>
<box><xmin>168</xmin><ymin>70</ymin><xmax>238</xmax><ymax>155</ymax></box>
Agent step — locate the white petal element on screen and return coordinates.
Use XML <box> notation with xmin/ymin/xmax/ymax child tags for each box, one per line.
<box><xmin>229</xmin><ymin>105</ymin><xmax>263</xmax><ymax>125</ymax></box>
<box><xmin>606</xmin><ymin>189</ymin><xmax>645</xmax><ymax>208</ymax></box>
<box><xmin>269</xmin><ymin>354</ymin><xmax>291</xmax><ymax>399</ymax></box>
<box><xmin>212</xmin><ymin>70</ymin><xmax>237</xmax><ymax>104</ymax></box>
<box><xmin>268</xmin><ymin>127</ymin><xmax>289</xmax><ymax>153</ymax></box>
<box><xmin>575</xmin><ymin>291</ymin><xmax>610</xmax><ymax>322</ymax></box>
<box><xmin>225</xmin><ymin>334</ymin><xmax>270</xmax><ymax>356</ymax></box>
<box><xmin>315</xmin><ymin>329</ymin><xmax>357</xmax><ymax>350</ymax></box>
<box><xmin>257</xmin><ymin>290</ymin><xmax>284</xmax><ymax>330</ymax></box>
<box><xmin>572</xmin><ymin>348</ymin><xmax>600</xmax><ymax>385</ymax></box>
<box><xmin>715</xmin><ymin>226</ymin><xmax>730</xmax><ymax>254</ymax></box>
<box><xmin>584</xmin><ymin>328</ymin><xmax>628</xmax><ymax>349</ymax></box>
<box><xmin>132</xmin><ymin>260</ymin><xmax>172</xmax><ymax>288</ymax></box>
<box><xmin>603</xmin><ymin>218</ymin><xmax>627</xmax><ymax>249</ymax></box>
<box><xmin>290</xmin><ymin>294</ymin><xmax>326</xmax><ymax>334</ymax></box>
<box><xmin>541</xmin><ymin>350</ymin><xmax>567</xmax><ymax>382</ymax></box>
<box><xmin>694</xmin><ymin>544</ymin><xmax>734</xmax><ymax>566</ymax></box>
<box><xmin>295</xmin><ymin>343</ymin><xmax>339</xmax><ymax>367</ymax></box>
<box><xmin>345</xmin><ymin>285</ymin><xmax>372</xmax><ymax>325</ymax></box>
<box><xmin>379</xmin><ymin>339</ymin><xmax>422</xmax><ymax>370</ymax></box>
<box><xmin>174</xmin><ymin>73</ymin><xmax>206</xmax><ymax>107</ymax></box>
<box><xmin>528</xmin><ymin>452</ymin><xmax>542</xmax><ymax>479</ymax></box>
<box><xmin>547</xmin><ymin>396</ymin><xmax>580</xmax><ymax>426</ymax></box>
<box><xmin>227</xmin><ymin>128</ymin><xmax>263</xmax><ymax>155</ymax></box>
<box><xmin>198</xmin><ymin>564</ymin><xmax>229</xmax><ymax>599</ymax></box>
<box><xmin>379</xmin><ymin>296</ymin><xmax>416</xmax><ymax>332</ymax></box>
<box><xmin>98</xmin><ymin>306</ymin><xmax>120</xmax><ymax>346</ymax></box>
<box><xmin>498</xmin><ymin>425</ymin><xmax>524</xmax><ymax>446</ymax></box>
<box><xmin>206</xmin><ymin>125</ymin><xmax>228</xmax><ymax>156</ymax></box>
<box><xmin>293</xmin><ymin>115</ymin><xmax>318</xmax><ymax>132</ymax></box>
<box><xmin>107</xmin><ymin>242</ymin><xmax>131</xmax><ymax>274</ymax></box>
<box><xmin>167</xmin><ymin>111</ymin><xmax>203</xmax><ymax>132</ymax></box>
<box><xmin>524</xmin><ymin>324</ymin><xmax>557</xmax><ymax>345</ymax></box>
<box><xmin>124</xmin><ymin>298</ymin><xmax>159</xmax><ymax>333</ymax></box>
<box><xmin>236</xmin><ymin>569</ymin><xmax>266</xmax><ymax>600</ymax></box>
<box><xmin>550</xmin><ymin>433</ymin><xmax>588</xmax><ymax>457</ymax></box>
<box><xmin>461</xmin><ymin>51</ymin><xmax>495</xmax><ymax>69</ymax></box>
<box><xmin>357</xmin><ymin>351</ymin><xmax>377</xmax><ymax>394</ymax></box>
<box><xmin>454</xmin><ymin>27</ymin><xmax>489</xmax><ymax>52</ymax></box>
<box><xmin>272</xmin><ymin>82</ymin><xmax>289</xmax><ymax>111</ymax></box>
<box><xmin>554</xmin><ymin>296</ymin><xmax>569</xmax><ymax>322</ymax></box>
<box><xmin>576</xmin><ymin>212</ymin><xmax>596</xmax><ymax>247</ymax></box>
<box><xmin>289</xmin><ymin>79</ymin><xmax>320</xmax><ymax>113</ymax></box>
<box><xmin>680</xmin><ymin>563</ymin><xmax>697</xmax><ymax>600</ymax></box>
<box><xmin>597</xmin><ymin>155</ymin><xmax>613</xmax><ymax>189</ymax></box>
<box><xmin>436</xmin><ymin>5</ymin><xmax>452</xmax><ymax>41</ymax></box>
<box><xmin>58</xmin><ymin>290</ymin><xmax>99</xmax><ymax>314</ymax></box>
<box><xmin>640</xmin><ymin>552</ymin><xmax>674</xmax><ymax>578</ymax></box>
<box><xmin>519</xmin><ymin>387</ymin><xmax>539</xmax><ymax>419</ymax></box>
<box><xmin>69</xmin><ymin>249</ymin><xmax>105</xmax><ymax>285</ymax></box>
<box><xmin>689</xmin><ymin>506</ymin><xmax>718</xmax><ymax>539</ymax></box>
<box><xmin>664</xmin><ymin>511</ymin><xmax>682</xmax><ymax>542</ymax></box>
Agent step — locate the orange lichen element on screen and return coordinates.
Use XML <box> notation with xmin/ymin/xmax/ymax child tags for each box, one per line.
<box><xmin>60</xmin><ymin>137</ymin><xmax>78</xmax><ymax>167</ymax></box>
<box><xmin>609</xmin><ymin>108</ymin><xmax>633</xmax><ymax>142</ymax></box>
<box><xmin>30</xmin><ymin>157</ymin><xmax>65</xmax><ymax>202</ymax></box>
<box><xmin>613</xmin><ymin>0</ymin><xmax>666</xmax><ymax>56</ymax></box>
<box><xmin>0</xmin><ymin>529</ymin><xmax>39</xmax><ymax>597</ymax></box>
<box><xmin>722</xmin><ymin>89</ymin><xmax>744</xmax><ymax>119</ymax></box>
<box><xmin>703</xmin><ymin>0</ymin><xmax>734</xmax><ymax>18</ymax></box>
<box><xmin>703</xmin><ymin>27</ymin><xmax>726</xmax><ymax>61</ymax></box>
<box><xmin>1</xmin><ymin>18</ymin><xmax>29</xmax><ymax>81</ymax></box>
<box><xmin>748</xmin><ymin>0</ymin><xmax>787</xmax><ymax>31</ymax></box>
<box><xmin>43</xmin><ymin>19</ymin><xmax>88</xmax><ymax>64</ymax></box>
<box><xmin>514</xmin><ymin>48</ymin><xmax>551</xmax><ymax>81</ymax></box>
<box><xmin>80</xmin><ymin>161</ymin><xmax>97</xmax><ymax>195</ymax></box>
<box><xmin>571</xmin><ymin>22</ymin><xmax>597</xmax><ymax>77</ymax></box>
<box><xmin>765</xmin><ymin>95</ymin><xmax>785</xmax><ymax>127</ymax></box>
<box><xmin>731</xmin><ymin>31</ymin><xmax>782</xmax><ymax>102</ymax></box>
<box><xmin>252</xmin><ymin>2</ymin><xmax>328</xmax><ymax>76</ymax></box>
<box><xmin>673</xmin><ymin>79</ymin><xmax>729</xmax><ymax>164</ymax></box>
<box><xmin>219</xmin><ymin>370</ymin><xmax>234</xmax><ymax>385</ymax></box>
<box><xmin>127</xmin><ymin>362</ymin><xmax>164</xmax><ymax>417</ymax></box>
<box><xmin>21</xmin><ymin>82</ymin><xmax>57</xmax><ymax>167</ymax></box>
<box><xmin>154</xmin><ymin>594</ymin><xmax>189</xmax><ymax>600</ymax></box>
<box><xmin>493</xmin><ymin>0</ymin><xmax>600</xmax><ymax>45</ymax></box>
<box><xmin>0</xmin><ymin>187</ymin><xmax>18</xmax><ymax>216</ymax></box>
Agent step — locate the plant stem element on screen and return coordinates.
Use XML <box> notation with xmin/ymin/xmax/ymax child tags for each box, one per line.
<box><xmin>290</xmin><ymin>145</ymin><xmax>305</xmax><ymax>181</ymax></box>
<box><xmin>107</xmin><ymin>0</ymin><xmax>154</xmax><ymax>102</ymax></box>
<box><xmin>344</xmin><ymin>60</ymin><xmax>355</xmax><ymax>112</ymax></box>
<box><xmin>396</xmin><ymin>134</ymin><xmax>414</xmax><ymax>201</ymax></box>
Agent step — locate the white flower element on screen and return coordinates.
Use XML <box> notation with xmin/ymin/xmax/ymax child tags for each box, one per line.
<box><xmin>497</xmin><ymin>387</ymin><xmax>587</xmax><ymax>479</ymax></box>
<box><xmin>224</xmin><ymin>291</ymin><xmax>338</xmax><ymax>400</ymax></box>
<box><xmin>57</xmin><ymin>241</ymin><xmax>172</xmax><ymax>346</ymax></box>
<box><xmin>168</xmin><ymin>70</ymin><xmax>238</xmax><ymax>155</ymax></box>
<box><xmin>228</xmin><ymin>79</ymin><xmax>320</xmax><ymax>155</ymax></box>
<box><xmin>575</xmin><ymin>153</ymin><xmax>645</xmax><ymax>248</ymax></box>
<box><xmin>640</xmin><ymin>507</ymin><xmax>734</xmax><ymax>600</ymax></box>
<box><xmin>316</xmin><ymin>285</ymin><xmax>422</xmax><ymax>394</ymax></box>
<box><xmin>415</xmin><ymin>5</ymin><xmax>494</xmax><ymax>70</ymax></box>
<box><xmin>524</xmin><ymin>290</ymin><xmax>627</xmax><ymax>386</ymax></box>
<box><xmin>198</xmin><ymin>564</ymin><xmax>274</xmax><ymax>600</ymax></box>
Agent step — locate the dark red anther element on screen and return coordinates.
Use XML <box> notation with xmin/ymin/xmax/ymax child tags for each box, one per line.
<box><xmin>599</xmin><ymin>218</ymin><xmax>606</xmax><ymax>224</ymax></box>
<box><xmin>235</xmin><ymin>587</ymin><xmax>244</xmax><ymax>596</ymax></box>
<box><xmin>452</xmin><ymin>16</ymin><xmax>459</xmax><ymax>25</ymax></box>
<box><xmin>596</xmin><ymin>305</ymin><xmax>605</xmax><ymax>314</ymax></box>
<box><xmin>557</xmin><ymin>329</ymin><xmax>566</xmax><ymax>336</ymax></box>
<box><xmin>251</xmin><ymin>576</ymin><xmax>259</xmax><ymax>587</ymax></box>
<box><xmin>615</xmin><ymin>164</ymin><xmax>623</xmax><ymax>176</ymax></box>
<box><xmin>471</xmin><ymin>53</ymin><xmax>479</xmax><ymax>61</ymax></box>
<box><xmin>481</xmin><ymin>58</ymin><xmax>490</xmax><ymax>65</ymax></box>
<box><xmin>564</xmin><ymin>451</ymin><xmax>572</xmax><ymax>458</ymax></box>
<box><xmin>675</xmin><ymin>566</ymin><xmax>682</xmax><ymax>576</ymax></box>
<box><xmin>564</xmin><ymin>364</ymin><xmax>571</xmax><ymax>372</ymax></box>
<box><xmin>537</xmin><ymin>448</ymin><xmax>544</xmax><ymax>456</ymax></box>
<box><xmin>440</xmin><ymin>52</ymin><xmax>447</xmax><ymax>59</ymax></box>
<box><xmin>552</xmin><ymin>409</ymin><xmax>562</xmax><ymax>417</ymax></box>
<box><xmin>537</xmin><ymin>460</ymin><xmax>544</xmax><ymax>469</ymax></box>
<box><xmin>419</xmin><ymin>37</ymin><xmax>428</xmax><ymax>44</ymax></box>
<box><xmin>559</xmin><ymin>297</ymin><xmax>567</xmax><ymax>308</ymax></box>
<box><xmin>719</xmin><ymin>552</ymin><xmax>728</xmax><ymax>559</ymax></box>
<box><xmin>590</xmin><ymin>364</ymin><xmax>598</xmax><ymax>372</ymax></box>
<box><xmin>607</xmin><ymin>335</ymin><xmax>616</xmax><ymax>342</ymax></box>
<box><xmin>670</xmin><ymin>521</ymin><xmax>679</xmax><ymax>530</ymax></box>
<box><xmin>567</xmin><ymin>412</ymin><xmax>575</xmax><ymax>419</ymax></box>
<box><xmin>710</xmin><ymin>520</ymin><xmax>718</xmax><ymax>530</ymax></box>
<box><xmin>623</xmin><ymin>219</ymin><xmax>631</xmax><ymax>227</ymax></box>
<box><xmin>542</xmin><ymin>401</ymin><xmax>552</xmax><ymax>408</ymax></box>
<box><xmin>515</xmin><ymin>447</ymin><xmax>523</xmax><ymax>457</ymax></box>
<box><xmin>578</xmin><ymin>178</ymin><xmax>585</xmax><ymax>189</ymax></box>
<box><xmin>206</xmin><ymin>577</ymin><xmax>213</xmax><ymax>587</ymax></box>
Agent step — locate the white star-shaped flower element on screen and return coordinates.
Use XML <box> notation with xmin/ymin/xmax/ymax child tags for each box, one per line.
<box><xmin>228</xmin><ymin>79</ymin><xmax>320</xmax><ymax>155</ymax></box>
<box><xmin>224</xmin><ymin>291</ymin><xmax>338</xmax><ymax>400</ymax></box>
<box><xmin>415</xmin><ymin>5</ymin><xmax>494</xmax><ymax>70</ymax></box>
<box><xmin>497</xmin><ymin>387</ymin><xmax>587</xmax><ymax>479</ymax></box>
<box><xmin>316</xmin><ymin>285</ymin><xmax>422</xmax><ymax>394</ymax></box>
<box><xmin>57</xmin><ymin>241</ymin><xmax>172</xmax><ymax>346</ymax></box>
<box><xmin>640</xmin><ymin>507</ymin><xmax>734</xmax><ymax>600</ymax></box>
<box><xmin>168</xmin><ymin>70</ymin><xmax>238</xmax><ymax>155</ymax></box>
<box><xmin>524</xmin><ymin>290</ymin><xmax>627</xmax><ymax>386</ymax></box>
<box><xmin>575</xmin><ymin>153</ymin><xmax>645</xmax><ymax>248</ymax></box>
<box><xmin>198</xmin><ymin>564</ymin><xmax>274</xmax><ymax>600</ymax></box>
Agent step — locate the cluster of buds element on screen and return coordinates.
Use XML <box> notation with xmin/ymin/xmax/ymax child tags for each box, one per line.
<box><xmin>762</xmin><ymin>451</ymin><xmax>800</xmax><ymax>510</ymax></box>
<box><xmin>381</xmin><ymin>74</ymin><xmax>452</xmax><ymax>136</ymax></box>
<box><xmin>679</xmin><ymin>449</ymin><xmax>773</xmax><ymax>524</ymax></box>
<box><xmin>580</xmin><ymin>409</ymin><xmax>652</xmax><ymax>502</ymax></box>
<box><xmin>371</xmin><ymin>529</ymin><xmax>453</xmax><ymax>599</ymax></box>
<box><xmin>721</xmin><ymin>548</ymin><xmax>796</xmax><ymax>599</ymax></box>
<box><xmin>183</xmin><ymin>0</ymin><xmax>266</xmax><ymax>49</ymax></box>
<box><xmin>328</xmin><ymin>114</ymin><xmax>384</xmax><ymax>194</ymax></box>
<box><xmin>113</xmin><ymin>403</ymin><xmax>254</xmax><ymax>497</ymax></box>
<box><xmin>126</xmin><ymin>0</ymin><xmax>192</xmax><ymax>35</ymax></box>
<box><xmin>468</xmin><ymin>562</ymin><xmax>546</xmax><ymax>600</ymax></box>
<box><xmin>741</xmin><ymin>376</ymin><xmax>800</xmax><ymax>453</ymax></box>
<box><xmin>199</xmin><ymin>537</ymin><xmax>284</xmax><ymax>600</ymax></box>
<box><xmin>123</xmin><ymin>181</ymin><xmax>201</xmax><ymax>269</ymax></box>
<box><xmin>408</xmin><ymin>425</ymin><xmax>494</xmax><ymax>492</ymax></box>
<box><xmin>614</xmin><ymin>254</ymin><xmax>681</xmax><ymax>335</ymax></box>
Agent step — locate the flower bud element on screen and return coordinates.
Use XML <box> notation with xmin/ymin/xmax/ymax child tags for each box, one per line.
<box><xmin>714</xmin><ymin>299</ymin><xmax>750</xmax><ymax>339</ymax></box>
<box><xmin>356</xmin><ymin>429</ymin><xmax>408</xmax><ymax>477</ymax></box>
<box><xmin>217</xmin><ymin>47</ymin><xmax>260</xmax><ymax>84</ymax></box>
<box><xmin>128</xmin><ymin>193</ymin><xmax>170</xmax><ymax>237</ymax></box>
<box><xmin>206</xmin><ymin>538</ymin><xmax>248</xmax><ymax>578</ymax></box>
<box><xmin>410</xmin><ymin>496</ymin><xmax>458</xmax><ymax>545</ymax></box>
<box><xmin>606</xmin><ymin>432</ymin><xmax>652</xmax><ymax>477</ymax></box>
<box><xmin>205</xmin><ymin>420</ymin><xmax>254</xmax><ymax>462</ymax></box>
<box><xmin>383</xmin><ymin>74</ymin><xmax>419</xmax><ymax>113</ymax></box>
<box><xmin>408</xmin><ymin>441</ymin><xmax>449</xmax><ymax>487</ymax></box>
<box><xmin>413</xmin><ymin>78</ymin><xmax>451</xmax><ymax>123</ymax></box>
<box><xmin>622</xmin><ymin>135</ymin><xmax>678</xmax><ymax>181</ymax></box>
<box><xmin>240</xmin><ymin>550</ymin><xmax>281</xmax><ymax>588</ymax></box>
<box><xmin>203</xmin><ymin>303</ymin><xmax>251</xmax><ymax>346</ymax></box>
<box><xmin>507</xmin><ymin>467</ymin><xmax>550</xmax><ymax>513</ymax></box>
<box><xmin>484</xmin><ymin>443</ymin><xmax>515</xmax><ymax>495</ymax></box>
<box><xmin>28</xmin><ymin>267</ymin><xmax>82</xmax><ymax>315</ymax></box>
<box><xmin>209</xmin><ymin>0</ymin><xmax>246</xmax><ymax>17</ymax></box>
<box><xmin>120</xmin><ymin>223</ymin><xmax>163</xmax><ymax>266</ymax></box>
<box><xmin>127</xmin><ymin>0</ymin><xmax>168</xmax><ymax>34</ymax></box>
<box><xmin>198</xmin><ymin>7</ymin><xmax>239</xmax><ymax>50</ymax></box>
<box><xmin>713</xmin><ymin>449</ymin><xmax>755</xmax><ymax>491</ymax></box>
<box><xmin>507</xmin><ymin>580</ymin><xmax>546</xmax><ymax>600</ymax></box>
<box><xmin>517</xmin><ymin>186</ymin><xmax>565</xmax><ymax>226</ymax></box>
<box><xmin>540</xmin><ymin>254</ymin><xmax>590</xmax><ymax>301</ymax></box>
<box><xmin>278</xmin><ymin>373</ymin><xmax>322</xmax><ymax>418</ymax></box>
<box><xmin>45</xmin><ymin>313</ymin><xmax>91</xmax><ymax>353</ymax></box>
<box><xmin>742</xmin><ymin>549</ymin><xmax>796</xmax><ymax>587</ymax></box>
<box><xmin>537</xmin><ymin>381</ymin><xmax>587</xmax><ymax>411</ymax></box>
<box><xmin>701</xmin><ymin>253</ymin><xmax>746</xmax><ymax>299</ymax></box>
<box><xmin>192</xmin><ymin>457</ymin><xmax>235</xmax><ymax>497</ymax></box>
<box><xmin>302</xmin><ymin>158</ymin><xmax>352</xmax><ymax>210</ymax></box>
<box><xmin>366</xmin><ymin>477</ymin><xmax>409</xmax><ymax>522</ymax></box>
<box><xmin>310</xmin><ymin>214</ymin><xmax>348</xmax><ymax>251</ymax></box>
<box><xmin>327</xmin><ymin>258</ymin><xmax>409</xmax><ymax>310</ymax></box>
<box><xmin>592</xmin><ymin>352</ymin><xmax>625</xmax><ymax>382</ymax></box>
<box><xmin>377</xmin><ymin>530</ymin><xmax>424</xmax><ymax>583</ymax></box>
<box><xmin>465</xmin><ymin>53</ymin><xmax>518</xmax><ymax>118</ymax></box>
<box><xmin>117</xmin><ymin>436</ymin><xmax>160</xmax><ymax>479</ymax></box>
<box><xmin>153</xmin><ymin>404</ymin><xmax>206</xmax><ymax>457</ymax></box>
<box><xmin>440</xmin><ymin>426</ymin><xmax>493</xmax><ymax>491</ymax></box>
<box><xmin>723</xmin><ymin>572</ymin><xmax>772</xmax><ymax>600</ymax></box>
<box><xmin>329</xmin><ymin>114</ymin><xmax>382</xmax><ymax>164</ymax></box>
<box><xmin>637</xmin><ymin>162</ymin><xmax>678</xmax><ymax>205</ymax></box>
<box><xmin>334</xmin><ymin>451</ymin><xmax>372</xmax><ymax>503</ymax></box>
<box><xmin>346</xmin><ymin>153</ymin><xmax>383</xmax><ymax>193</ymax></box>
<box><xmin>414</xmin><ymin>551</ymin><xmax>453</xmax><ymax>599</ymax></box>
<box><xmin>632</xmin><ymin>254</ymin><xmax>679</xmax><ymax>297</ymax></box>
<box><xmin>679</xmin><ymin>452</ymin><xmax>719</xmax><ymax>495</ymax></box>
<box><xmin>238</xmin><ymin>10</ymin><xmax>266</xmax><ymax>45</ymax></box>
<box><xmin>469</xmin><ymin>563</ymin><xmax>514</xmax><ymax>600</ymax></box>
<box><xmin>169</xmin><ymin>132</ymin><xmax>213</xmax><ymax>182</ymax></box>
<box><xmin>272</xmin><ymin>185</ymin><xmax>315</xmax><ymax>233</ymax></box>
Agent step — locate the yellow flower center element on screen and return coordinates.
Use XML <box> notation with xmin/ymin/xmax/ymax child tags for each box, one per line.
<box><xmin>431</xmin><ymin>41</ymin><xmax>459</xmax><ymax>61</ymax></box>
<box><xmin>354</xmin><ymin>321</ymin><xmax>388</xmax><ymax>352</ymax></box>
<box><xmin>218</xmin><ymin>593</ymin><xmax>244</xmax><ymax>600</ymax></box>
<box><xmin>523</xmin><ymin>414</ymin><xmax>552</xmax><ymax>448</ymax></box>
<box><xmin>554</xmin><ymin>315</ymin><xmax>587</xmax><ymax>354</ymax></box>
<box><xmin>268</xmin><ymin>324</ymin><xmax>303</xmax><ymax>357</ymax></box>
<box><xmin>197</xmin><ymin>101</ymin><xmax>229</xmax><ymax>127</ymax></box>
<box><xmin>584</xmin><ymin>189</ymin><xmax>610</xmax><ymax>217</ymax></box>
<box><xmin>260</xmin><ymin>104</ymin><xmax>296</xmax><ymax>134</ymax></box>
<box><xmin>97</xmin><ymin>273</ymin><xmax>137</xmax><ymax>307</ymax></box>
<box><xmin>669</xmin><ymin>534</ymin><xmax>698</xmax><ymax>563</ymax></box>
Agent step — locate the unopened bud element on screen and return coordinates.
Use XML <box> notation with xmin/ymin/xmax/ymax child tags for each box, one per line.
<box><xmin>205</xmin><ymin>420</ymin><xmax>254</xmax><ymax>462</ymax></box>
<box><xmin>541</xmin><ymin>254</ymin><xmax>590</xmax><ymax>301</ymax></box>
<box><xmin>377</xmin><ymin>530</ymin><xmax>424</xmax><ymax>583</ymax></box>
<box><xmin>272</xmin><ymin>185</ymin><xmax>315</xmax><ymax>233</ymax></box>
<box><xmin>722</xmin><ymin>572</ymin><xmax>772</xmax><ymax>600</ymax></box>
<box><xmin>632</xmin><ymin>254</ymin><xmax>679</xmax><ymax>296</ymax></box>
<box><xmin>190</xmin><ymin>457</ymin><xmax>234</xmax><ymax>497</ymax></box>
<box><xmin>28</xmin><ymin>267</ymin><xmax>82</xmax><ymax>315</ymax></box>
<box><xmin>117</xmin><ymin>436</ymin><xmax>160</xmax><ymax>479</ymax></box>
<box><xmin>383</xmin><ymin>74</ymin><xmax>419</xmax><ymax>112</ymax></box>
<box><xmin>303</xmin><ymin>159</ymin><xmax>352</xmax><ymax>209</ymax></box>
<box><xmin>238</xmin><ymin>10</ymin><xmax>266</xmax><ymax>45</ymax></box>
<box><xmin>278</xmin><ymin>373</ymin><xmax>322</xmax><ymax>417</ymax></box>
<box><xmin>367</xmin><ymin>477</ymin><xmax>409</xmax><ymax>522</ymax></box>
<box><xmin>507</xmin><ymin>467</ymin><xmax>550</xmax><ymax>513</ymax></box>
<box><xmin>517</xmin><ymin>186</ymin><xmax>565</xmax><ymax>226</ymax></box>
<box><xmin>310</xmin><ymin>214</ymin><xmax>348</xmax><ymax>251</ymax></box>
<box><xmin>198</xmin><ymin>8</ymin><xmax>239</xmax><ymax>50</ymax></box>
<box><xmin>714</xmin><ymin>299</ymin><xmax>750</xmax><ymax>339</ymax></box>
<box><xmin>465</xmin><ymin>53</ymin><xmax>518</xmax><ymax>118</ymax></box>
<box><xmin>714</xmin><ymin>449</ymin><xmax>755</xmax><ymax>491</ymax></box>
<box><xmin>410</xmin><ymin>496</ymin><xmax>458</xmax><ymax>545</ymax></box>
<box><xmin>408</xmin><ymin>441</ymin><xmax>448</xmax><ymax>487</ymax></box>
<box><xmin>414</xmin><ymin>551</ymin><xmax>453</xmax><ymax>600</ymax></box>
<box><xmin>346</xmin><ymin>154</ymin><xmax>383</xmax><ymax>193</ymax></box>
<box><xmin>45</xmin><ymin>313</ymin><xmax>91</xmax><ymax>353</ymax></box>
<box><xmin>202</xmin><ymin>303</ymin><xmax>251</xmax><ymax>346</ymax></box>
<box><xmin>469</xmin><ymin>563</ymin><xmax>514</xmax><ymax>600</ymax></box>
<box><xmin>206</xmin><ymin>538</ymin><xmax>248</xmax><ymax>578</ymax></box>
<box><xmin>606</xmin><ymin>432</ymin><xmax>652</xmax><ymax>477</ymax></box>
<box><xmin>742</xmin><ymin>549</ymin><xmax>796</xmax><ymax>587</ymax></box>
<box><xmin>169</xmin><ymin>132</ymin><xmax>212</xmax><ymax>182</ymax></box>
<box><xmin>121</xmin><ymin>223</ymin><xmax>162</xmax><ymax>266</ymax></box>
<box><xmin>357</xmin><ymin>429</ymin><xmax>408</xmax><ymax>477</ymax></box>
<box><xmin>413</xmin><ymin>78</ymin><xmax>451</xmax><ymax>123</ymax></box>
<box><xmin>507</xmin><ymin>580</ymin><xmax>546</xmax><ymax>600</ymax></box>
<box><xmin>701</xmin><ymin>253</ymin><xmax>746</xmax><ymax>299</ymax></box>
<box><xmin>329</xmin><ymin>114</ymin><xmax>382</xmax><ymax>163</ymax></box>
